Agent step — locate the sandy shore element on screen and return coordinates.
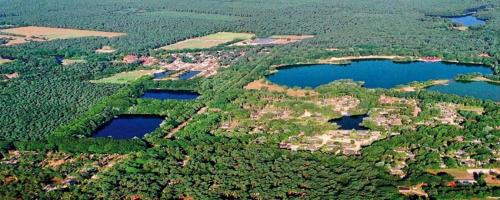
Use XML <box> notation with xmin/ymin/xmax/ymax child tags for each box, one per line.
<box><xmin>319</xmin><ymin>55</ymin><xmax>408</xmax><ymax>63</ymax></box>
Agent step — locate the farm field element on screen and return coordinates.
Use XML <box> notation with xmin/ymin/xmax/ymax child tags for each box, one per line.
<box><xmin>159</xmin><ymin>32</ymin><xmax>255</xmax><ymax>50</ymax></box>
<box><xmin>90</xmin><ymin>69</ymin><xmax>161</xmax><ymax>84</ymax></box>
<box><xmin>0</xmin><ymin>26</ymin><xmax>125</xmax><ymax>45</ymax></box>
<box><xmin>231</xmin><ymin>34</ymin><xmax>314</xmax><ymax>46</ymax></box>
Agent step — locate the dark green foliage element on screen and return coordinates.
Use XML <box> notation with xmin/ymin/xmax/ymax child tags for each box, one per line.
<box><xmin>0</xmin><ymin>0</ymin><xmax>498</xmax><ymax>199</ymax></box>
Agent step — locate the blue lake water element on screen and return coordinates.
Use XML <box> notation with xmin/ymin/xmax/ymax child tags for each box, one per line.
<box><xmin>92</xmin><ymin>115</ymin><xmax>164</xmax><ymax>139</ymax></box>
<box><xmin>141</xmin><ymin>90</ymin><xmax>199</xmax><ymax>100</ymax></box>
<box><xmin>179</xmin><ymin>71</ymin><xmax>201</xmax><ymax>80</ymax></box>
<box><xmin>329</xmin><ymin>115</ymin><xmax>368</xmax><ymax>130</ymax></box>
<box><xmin>448</xmin><ymin>15</ymin><xmax>486</xmax><ymax>27</ymax></box>
<box><xmin>153</xmin><ymin>71</ymin><xmax>171</xmax><ymax>79</ymax></box>
<box><xmin>428</xmin><ymin>81</ymin><xmax>500</xmax><ymax>101</ymax></box>
<box><xmin>55</xmin><ymin>56</ymin><xmax>64</xmax><ymax>64</ymax></box>
<box><xmin>267</xmin><ymin>60</ymin><xmax>492</xmax><ymax>89</ymax></box>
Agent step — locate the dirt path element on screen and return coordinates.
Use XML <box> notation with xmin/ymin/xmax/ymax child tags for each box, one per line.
<box><xmin>165</xmin><ymin>106</ymin><xmax>208</xmax><ymax>139</ymax></box>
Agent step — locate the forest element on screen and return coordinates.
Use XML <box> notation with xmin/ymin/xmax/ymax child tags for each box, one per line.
<box><xmin>0</xmin><ymin>0</ymin><xmax>499</xmax><ymax>199</ymax></box>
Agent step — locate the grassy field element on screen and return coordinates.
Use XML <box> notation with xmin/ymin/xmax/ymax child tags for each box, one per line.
<box><xmin>159</xmin><ymin>32</ymin><xmax>254</xmax><ymax>50</ymax></box>
<box><xmin>0</xmin><ymin>58</ymin><xmax>12</xmax><ymax>65</ymax></box>
<box><xmin>426</xmin><ymin>168</ymin><xmax>472</xmax><ymax>179</ymax></box>
<box><xmin>90</xmin><ymin>69</ymin><xmax>160</xmax><ymax>84</ymax></box>
<box><xmin>458</xmin><ymin>105</ymin><xmax>484</xmax><ymax>114</ymax></box>
<box><xmin>0</xmin><ymin>26</ymin><xmax>126</xmax><ymax>43</ymax></box>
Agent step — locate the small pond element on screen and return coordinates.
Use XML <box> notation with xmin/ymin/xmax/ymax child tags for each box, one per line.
<box><xmin>179</xmin><ymin>71</ymin><xmax>201</xmax><ymax>80</ymax></box>
<box><xmin>92</xmin><ymin>115</ymin><xmax>164</xmax><ymax>139</ymax></box>
<box><xmin>427</xmin><ymin>81</ymin><xmax>500</xmax><ymax>101</ymax></box>
<box><xmin>141</xmin><ymin>90</ymin><xmax>199</xmax><ymax>100</ymax></box>
<box><xmin>267</xmin><ymin>60</ymin><xmax>492</xmax><ymax>89</ymax></box>
<box><xmin>448</xmin><ymin>14</ymin><xmax>486</xmax><ymax>27</ymax></box>
<box><xmin>55</xmin><ymin>56</ymin><xmax>64</xmax><ymax>64</ymax></box>
<box><xmin>153</xmin><ymin>71</ymin><xmax>172</xmax><ymax>79</ymax></box>
<box><xmin>329</xmin><ymin>115</ymin><xmax>368</xmax><ymax>130</ymax></box>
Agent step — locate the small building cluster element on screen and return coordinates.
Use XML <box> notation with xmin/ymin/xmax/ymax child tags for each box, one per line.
<box><xmin>387</xmin><ymin>147</ymin><xmax>416</xmax><ymax>178</ymax></box>
<box><xmin>428</xmin><ymin>168</ymin><xmax>500</xmax><ymax>186</ymax></box>
<box><xmin>312</xmin><ymin>96</ymin><xmax>360</xmax><ymax>116</ymax></box>
<box><xmin>161</xmin><ymin>53</ymin><xmax>220</xmax><ymax>78</ymax></box>
<box><xmin>398</xmin><ymin>183</ymin><xmax>428</xmax><ymax>198</ymax></box>
<box><xmin>364</xmin><ymin>95</ymin><xmax>422</xmax><ymax>130</ymax></box>
<box><xmin>279</xmin><ymin>130</ymin><xmax>383</xmax><ymax>155</ymax></box>
<box><xmin>120</xmin><ymin>51</ymin><xmax>245</xmax><ymax>80</ymax></box>
<box><xmin>432</xmin><ymin>102</ymin><xmax>464</xmax><ymax>126</ymax></box>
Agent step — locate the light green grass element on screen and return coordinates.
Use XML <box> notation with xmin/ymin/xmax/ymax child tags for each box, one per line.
<box><xmin>0</xmin><ymin>58</ymin><xmax>12</xmax><ymax>65</ymax></box>
<box><xmin>160</xmin><ymin>32</ymin><xmax>255</xmax><ymax>50</ymax></box>
<box><xmin>91</xmin><ymin>70</ymin><xmax>158</xmax><ymax>84</ymax></box>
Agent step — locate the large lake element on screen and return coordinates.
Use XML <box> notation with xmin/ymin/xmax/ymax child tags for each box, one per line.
<box><xmin>428</xmin><ymin>81</ymin><xmax>500</xmax><ymax>101</ymax></box>
<box><xmin>267</xmin><ymin>60</ymin><xmax>492</xmax><ymax>88</ymax></box>
<box><xmin>141</xmin><ymin>90</ymin><xmax>199</xmax><ymax>100</ymax></box>
<box><xmin>92</xmin><ymin>115</ymin><xmax>164</xmax><ymax>139</ymax></box>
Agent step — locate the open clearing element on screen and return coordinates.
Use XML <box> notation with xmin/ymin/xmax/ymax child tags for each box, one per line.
<box><xmin>62</xmin><ymin>59</ymin><xmax>87</xmax><ymax>66</ymax></box>
<box><xmin>0</xmin><ymin>26</ymin><xmax>125</xmax><ymax>45</ymax></box>
<box><xmin>91</xmin><ymin>69</ymin><xmax>162</xmax><ymax>84</ymax></box>
<box><xmin>95</xmin><ymin>46</ymin><xmax>117</xmax><ymax>54</ymax></box>
<box><xmin>0</xmin><ymin>57</ymin><xmax>12</xmax><ymax>65</ymax></box>
<box><xmin>159</xmin><ymin>32</ymin><xmax>254</xmax><ymax>50</ymax></box>
<box><xmin>245</xmin><ymin>79</ymin><xmax>317</xmax><ymax>97</ymax></box>
<box><xmin>231</xmin><ymin>35</ymin><xmax>314</xmax><ymax>46</ymax></box>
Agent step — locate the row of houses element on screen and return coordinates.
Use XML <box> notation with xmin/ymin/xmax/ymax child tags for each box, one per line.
<box><xmin>279</xmin><ymin>130</ymin><xmax>383</xmax><ymax>155</ymax></box>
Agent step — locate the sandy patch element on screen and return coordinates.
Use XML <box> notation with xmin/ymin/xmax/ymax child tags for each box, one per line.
<box><xmin>95</xmin><ymin>46</ymin><xmax>116</xmax><ymax>53</ymax></box>
<box><xmin>319</xmin><ymin>55</ymin><xmax>407</xmax><ymax>63</ymax></box>
<box><xmin>62</xmin><ymin>59</ymin><xmax>86</xmax><ymax>66</ymax></box>
<box><xmin>0</xmin><ymin>57</ymin><xmax>12</xmax><ymax>65</ymax></box>
<box><xmin>472</xmin><ymin>76</ymin><xmax>500</xmax><ymax>84</ymax></box>
<box><xmin>0</xmin><ymin>34</ymin><xmax>33</xmax><ymax>46</ymax></box>
<box><xmin>245</xmin><ymin>79</ymin><xmax>317</xmax><ymax>97</ymax></box>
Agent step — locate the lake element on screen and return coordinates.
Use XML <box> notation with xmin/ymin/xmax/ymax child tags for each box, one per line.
<box><xmin>55</xmin><ymin>56</ymin><xmax>64</xmax><ymax>64</ymax></box>
<box><xmin>153</xmin><ymin>71</ymin><xmax>171</xmax><ymax>79</ymax></box>
<box><xmin>267</xmin><ymin>60</ymin><xmax>492</xmax><ymax>88</ymax></box>
<box><xmin>141</xmin><ymin>90</ymin><xmax>199</xmax><ymax>100</ymax></box>
<box><xmin>329</xmin><ymin>115</ymin><xmax>368</xmax><ymax>130</ymax></box>
<box><xmin>179</xmin><ymin>71</ymin><xmax>201</xmax><ymax>80</ymax></box>
<box><xmin>92</xmin><ymin>115</ymin><xmax>164</xmax><ymax>139</ymax></box>
<box><xmin>427</xmin><ymin>81</ymin><xmax>500</xmax><ymax>101</ymax></box>
<box><xmin>448</xmin><ymin>15</ymin><xmax>486</xmax><ymax>27</ymax></box>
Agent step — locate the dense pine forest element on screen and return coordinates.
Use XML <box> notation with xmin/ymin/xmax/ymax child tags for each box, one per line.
<box><xmin>0</xmin><ymin>0</ymin><xmax>499</xmax><ymax>199</ymax></box>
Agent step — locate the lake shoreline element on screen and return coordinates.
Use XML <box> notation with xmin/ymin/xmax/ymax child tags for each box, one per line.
<box><xmin>270</xmin><ymin>55</ymin><xmax>496</xmax><ymax>71</ymax></box>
